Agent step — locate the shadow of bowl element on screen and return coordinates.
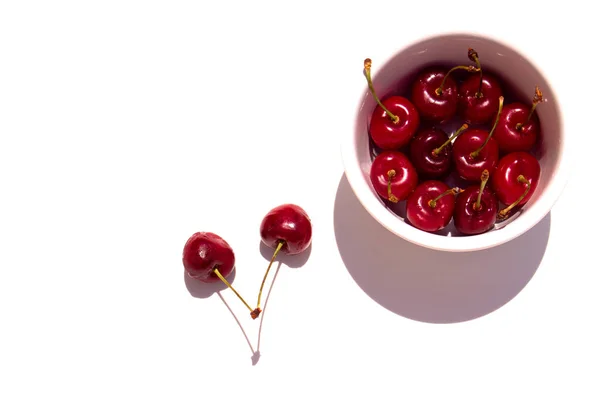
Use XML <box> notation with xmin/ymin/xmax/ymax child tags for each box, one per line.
<box><xmin>334</xmin><ymin>174</ymin><xmax>551</xmax><ymax>324</ymax></box>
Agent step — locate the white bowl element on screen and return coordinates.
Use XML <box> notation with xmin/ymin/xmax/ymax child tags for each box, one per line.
<box><xmin>341</xmin><ymin>32</ymin><xmax>569</xmax><ymax>252</ymax></box>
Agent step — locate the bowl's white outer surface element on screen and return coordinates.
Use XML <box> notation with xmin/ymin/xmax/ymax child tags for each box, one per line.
<box><xmin>342</xmin><ymin>31</ymin><xmax>571</xmax><ymax>252</ymax></box>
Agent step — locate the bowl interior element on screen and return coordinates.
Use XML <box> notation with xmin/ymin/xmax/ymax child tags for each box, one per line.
<box><xmin>349</xmin><ymin>33</ymin><xmax>564</xmax><ymax>251</ymax></box>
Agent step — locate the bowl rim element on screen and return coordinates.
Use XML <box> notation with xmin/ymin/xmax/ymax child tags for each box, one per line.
<box><xmin>341</xmin><ymin>30</ymin><xmax>571</xmax><ymax>252</ymax></box>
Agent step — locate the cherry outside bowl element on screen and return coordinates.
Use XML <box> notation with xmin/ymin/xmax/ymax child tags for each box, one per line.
<box><xmin>341</xmin><ymin>32</ymin><xmax>569</xmax><ymax>252</ymax></box>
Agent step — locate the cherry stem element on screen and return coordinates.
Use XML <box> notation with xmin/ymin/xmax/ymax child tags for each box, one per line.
<box><xmin>474</xmin><ymin>169</ymin><xmax>490</xmax><ymax>211</ymax></box>
<box><xmin>435</xmin><ymin>65</ymin><xmax>480</xmax><ymax>95</ymax></box>
<box><xmin>470</xmin><ymin>96</ymin><xmax>504</xmax><ymax>158</ymax></box>
<box><xmin>363</xmin><ymin>58</ymin><xmax>400</xmax><ymax>124</ymax></box>
<box><xmin>516</xmin><ymin>86</ymin><xmax>544</xmax><ymax>130</ymax></box>
<box><xmin>213</xmin><ymin>267</ymin><xmax>254</xmax><ymax>314</ymax></box>
<box><xmin>428</xmin><ymin>187</ymin><xmax>461</xmax><ymax>208</ymax></box>
<box><xmin>498</xmin><ymin>175</ymin><xmax>531</xmax><ymax>219</ymax></box>
<box><xmin>254</xmin><ymin>240</ymin><xmax>284</xmax><ymax>318</ymax></box>
<box><xmin>387</xmin><ymin>169</ymin><xmax>399</xmax><ymax>203</ymax></box>
<box><xmin>433</xmin><ymin>123</ymin><xmax>469</xmax><ymax>156</ymax></box>
<box><xmin>468</xmin><ymin>48</ymin><xmax>483</xmax><ymax>97</ymax></box>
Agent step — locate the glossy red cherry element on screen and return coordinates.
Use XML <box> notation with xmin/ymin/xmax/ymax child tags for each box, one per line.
<box><xmin>254</xmin><ymin>204</ymin><xmax>312</xmax><ymax>319</ymax></box>
<box><xmin>259</xmin><ymin>204</ymin><xmax>312</xmax><ymax>256</ymax></box>
<box><xmin>457</xmin><ymin>49</ymin><xmax>503</xmax><ymax>125</ymax></box>
<box><xmin>370</xmin><ymin>151</ymin><xmax>418</xmax><ymax>203</ymax></box>
<box><xmin>406</xmin><ymin>180</ymin><xmax>459</xmax><ymax>232</ymax></box>
<box><xmin>409</xmin><ymin>124</ymin><xmax>469</xmax><ymax>179</ymax></box>
<box><xmin>454</xmin><ymin>170</ymin><xmax>498</xmax><ymax>235</ymax></box>
<box><xmin>410</xmin><ymin>65</ymin><xmax>477</xmax><ymax>122</ymax></box>
<box><xmin>364</xmin><ymin>58</ymin><xmax>420</xmax><ymax>149</ymax></box>
<box><xmin>183</xmin><ymin>232</ymin><xmax>255</xmax><ymax>316</ymax></box>
<box><xmin>494</xmin><ymin>86</ymin><xmax>543</xmax><ymax>153</ymax></box>
<box><xmin>491</xmin><ymin>151</ymin><xmax>541</xmax><ymax>220</ymax></box>
<box><xmin>183</xmin><ymin>232</ymin><xmax>235</xmax><ymax>283</ymax></box>
<box><xmin>452</xmin><ymin>96</ymin><xmax>503</xmax><ymax>181</ymax></box>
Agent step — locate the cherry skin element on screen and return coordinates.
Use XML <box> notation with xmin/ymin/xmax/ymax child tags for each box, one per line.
<box><xmin>454</xmin><ymin>186</ymin><xmax>498</xmax><ymax>235</ymax></box>
<box><xmin>458</xmin><ymin>73</ymin><xmax>503</xmax><ymax>125</ymax></box>
<box><xmin>369</xmin><ymin>96</ymin><xmax>420</xmax><ymax>150</ymax></box>
<box><xmin>410</xmin><ymin>67</ymin><xmax>458</xmax><ymax>122</ymax></box>
<box><xmin>370</xmin><ymin>151</ymin><xmax>418</xmax><ymax>203</ymax></box>
<box><xmin>259</xmin><ymin>204</ymin><xmax>312</xmax><ymax>255</ymax></box>
<box><xmin>182</xmin><ymin>232</ymin><xmax>235</xmax><ymax>283</ymax></box>
<box><xmin>453</xmin><ymin>171</ymin><xmax>498</xmax><ymax>235</ymax></box>
<box><xmin>494</xmin><ymin>103</ymin><xmax>539</xmax><ymax>153</ymax></box>
<box><xmin>452</xmin><ymin>128</ymin><xmax>499</xmax><ymax>182</ymax></box>
<box><xmin>363</xmin><ymin>58</ymin><xmax>420</xmax><ymax>150</ymax></box>
<box><xmin>409</xmin><ymin>127</ymin><xmax>453</xmax><ymax>179</ymax></box>
<box><xmin>406</xmin><ymin>181</ymin><xmax>457</xmax><ymax>232</ymax></box>
<box><xmin>491</xmin><ymin>151</ymin><xmax>541</xmax><ymax>209</ymax></box>
<box><xmin>494</xmin><ymin>87</ymin><xmax>544</xmax><ymax>153</ymax></box>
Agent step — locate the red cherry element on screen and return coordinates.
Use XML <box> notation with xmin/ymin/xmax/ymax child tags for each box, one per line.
<box><xmin>458</xmin><ymin>74</ymin><xmax>503</xmax><ymax>125</ymax></box>
<box><xmin>491</xmin><ymin>151</ymin><xmax>541</xmax><ymax>220</ymax></box>
<box><xmin>368</xmin><ymin>97</ymin><xmax>420</xmax><ymax>149</ymax></box>
<box><xmin>410</xmin><ymin>66</ymin><xmax>466</xmax><ymax>122</ymax></box>
<box><xmin>183</xmin><ymin>232</ymin><xmax>255</xmax><ymax>316</ymax></box>
<box><xmin>494</xmin><ymin>86</ymin><xmax>544</xmax><ymax>153</ymax></box>
<box><xmin>457</xmin><ymin>49</ymin><xmax>503</xmax><ymax>125</ymax></box>
<box><xmin>259</xmin><ymin>204</ymin><xmax>312</xmax><ymax>255</ymax></box>
<box><xmin>409</xmin><ymin>124</ymin><xmax>469</xmax><ymax>179</ymax></box>
<box><xmin>363</xmin><ymin>58</ymin><xmax>420</xmax><ymax>149</ymax></box>
<box><xmin>254</xmin><ymin>204</ymin><xmax>312</xmax><ymax>319</ymax></box>
<box><xmin>452</xmin><ymin>96</ymin><xmax>504</xmax><ymax>181</ymax></box>
<box><xmin>452</xmin><ymin>128</ymin><xmax>499</xmax><ymax>181</ymax></box>
<box><xmin>370</xmin><ymin>151</ymin><xmax>418</xmax><ymax>203</ymax></box>
<box><xmin>406</xmin><ymin>180</ymin><xmax>459</xmax><ymax>232</ymax></box>
<box><xmin>183</xmin><ymin>232</ymin><xmax>235</xmax><ymax>283</ymax></box>
<box><xmin>454</xmin><ymin>170</ymin><xmax>498</xmax><ymax>235</ymax></box>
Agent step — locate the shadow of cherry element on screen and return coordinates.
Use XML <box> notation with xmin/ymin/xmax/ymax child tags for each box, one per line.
<box><xmin>255</xmin><ymin>262</ymin><xmax>282</xmax><ymax>364</ymax></box>
<box><xmin>259</xmin><ymin>241</ymin><xmax>312</xmax><ymax>268</ymax></box>
<box><xmin>334</xmin><ymin>174</ymin><xmax>551</xmax><ymax>324</ymax></box>
<box><xmin>253</xmin><ymin>240</ymin><xmax>311</xmax><ymax>362</ymax></box>
<box><xmin>184</xmin><ymin>267</ymin><xmax>237</xmax><ymax>299</ymax></box>
<box><xmin>183</xmin><ymin>269</ymin><xmax>259</xmax><ymax>364</ymax></box>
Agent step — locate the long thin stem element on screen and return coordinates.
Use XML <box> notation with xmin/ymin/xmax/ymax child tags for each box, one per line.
<box><xmin>435</xmin><ymin>65</ymin><xmax>480</xmax><ymax>95</ymax></box>
<box><xmin>387</xmin><ymin>169</ymin><xmax>399</xmax><ymax>203</ymax></box>
<box><xmin>470</xmin><ymin>96</ymin><xmax>504</xmax><ymax>158</ymax></box>
<box><xmin>498</xmin><ymin>175</ymin><xmax>531</xmax><ymax>219</ymax></box>
<box><xmin>213</xmin><ymin>268</ymin><xmax>254</xmax><ymax>314</ymax></box>
<box><xmin>516</xmin><ymin>86</ymin><xmax>544</xmax><ymax>130</ymax></box>
<box><xmin>468</xmin><ymin>48</ymin><xmax>483</xmax><ymax>97</ymax></box>
<box><xmin>433</xmin><ymin>123</ymin><xmax>469</xmax><ymax>156</ymax></box>
<box><xmin>428</xmin><ymin>187</ymin><xmax>461</xmax><ymax>208</ymax></box>
<box><xmin>254</xmin><ymin>241</ymin><xmax>285</xmax><ymax>318</ymax></box>
<box><xmin>363</xmin><ymin>58</ymin><xmax>400</xmax><ymax>124</ymax></box>
<box><xmin>474</xmin><ymin>170</ymin><xmax>490</xmax><ymax>211</ymax></box>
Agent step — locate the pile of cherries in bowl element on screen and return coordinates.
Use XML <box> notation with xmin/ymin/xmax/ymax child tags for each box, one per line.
<box><xmin>364</xmin><ymin>48</ymin><xmax>543</xmax><ymax>236</ymax></box>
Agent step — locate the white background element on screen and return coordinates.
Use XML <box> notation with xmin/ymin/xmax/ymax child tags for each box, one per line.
<box><xmin>1</xmin><ymin>1</ymin><xmax>598</xmax><ymax>399</ymax></box>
